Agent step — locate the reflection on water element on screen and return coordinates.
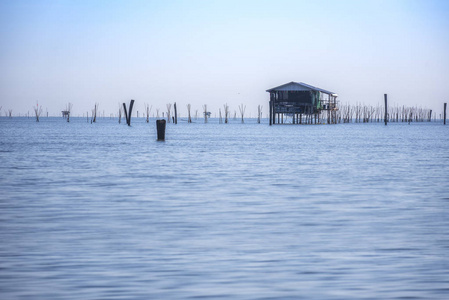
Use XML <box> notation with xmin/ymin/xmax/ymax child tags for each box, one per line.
<box><xmin>1</xmin><ymin>117</ymin><xmax>448</xmax><ymax>299</ymax></box>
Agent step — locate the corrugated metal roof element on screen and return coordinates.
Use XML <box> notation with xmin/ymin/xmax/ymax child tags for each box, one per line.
<box><xmin>266</xmin><ymin>81</ymin><xmax>335</xmax><ymax>95</ymax></box>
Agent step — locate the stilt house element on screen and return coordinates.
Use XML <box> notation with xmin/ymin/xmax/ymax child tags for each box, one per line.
<box><xmin>267</xmin><ymin>82</ymin><xmax>338</xmax><ymax>125</ymax></box>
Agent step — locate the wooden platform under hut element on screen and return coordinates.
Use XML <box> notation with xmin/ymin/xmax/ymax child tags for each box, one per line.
<box><xmin>267</xmin><ymin>82</ymin><xmax>338</xmax><ymax>125</ymax></box>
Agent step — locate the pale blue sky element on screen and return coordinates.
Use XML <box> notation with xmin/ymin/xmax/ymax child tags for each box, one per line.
<box><xmin>1</xmin><ymin>0</ymin><xmax>448</xmax><ymax>116</ymax></box>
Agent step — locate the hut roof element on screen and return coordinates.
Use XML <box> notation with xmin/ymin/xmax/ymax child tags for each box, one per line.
<box><xmin>266</xmin><ymin>81</ymin><xmax>335</xmax><ymax>95</ymax></box>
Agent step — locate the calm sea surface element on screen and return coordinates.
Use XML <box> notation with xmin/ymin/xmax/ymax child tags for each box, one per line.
<box><xmin>1</xmin><ymin>117</ymin><xmax>448</xmax><ymax>299</ymax></box>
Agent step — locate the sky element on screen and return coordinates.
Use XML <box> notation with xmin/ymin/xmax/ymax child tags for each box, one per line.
<box><xmin>1</xmin><ymin>0</ymin><xmax>448</xmax><ymax>117</ymax></box>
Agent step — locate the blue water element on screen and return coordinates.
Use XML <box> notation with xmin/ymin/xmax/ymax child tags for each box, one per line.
<box><xmin>1</xmin><ymin>117</ymin><xmax>448</xmax><ymax>299</ymax></box>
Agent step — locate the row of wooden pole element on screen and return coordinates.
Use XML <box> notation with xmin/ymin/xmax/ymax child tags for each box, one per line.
<box><xmin>16</xmin><ymin>98</ymin><xmax>449</xmax><ymax>125</ymax></box>
<box><xmin>269</xmin><ymin>98</ymin><xmax>445</xmax><ymax>125</ymax></box>
<box><xmin>385</xmin><ymin>95</ymin><xmax>447</xmax><ymax>126</ymax></box>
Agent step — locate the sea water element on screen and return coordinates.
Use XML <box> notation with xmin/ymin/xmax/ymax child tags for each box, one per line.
<box><xmin>1</xmin><ymin>117</ymin><xmax>448</xmax><ymax>299</ymax></box>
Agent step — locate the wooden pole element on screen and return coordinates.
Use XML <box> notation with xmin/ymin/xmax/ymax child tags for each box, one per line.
<box><xmin>269</xmin><ymin>100</ymin><xmax>272</xmax><ymax>126</ymax></box>
<box><xmin>123</xmin><ymin>99</ymin><xmax>135</xmax><ymax>126</ymax></box>
<box><xmin>128</xmin><ymin>100</ymin><xmax>134</xmax><ymax>126</ymax></box>
<box><xmin>384</xmin><ymin>94</ymin><xmax>388</xmax><ymax>125</ymax></box>
<box><xmin>123</xmin><ymin>103</ymin><xmax>128</xmax><ymax>125</ymax></box>
<box><xmin>272</xmin><ymin>92</ymin><xmax>279</xmax><ymax>125</ymax></box>
<box><xmin>444</xmin><ymin>103</ymin><xmax>447</xmax><ymax>125</ymax></box>
<box><xmin>334</xmin><ymin>96</ymin><xmax>337</xmax><ymax>124</ymax></box>
<box><xmin>156</xmin><ymin>119</ymin><xmax>166</xmax><ymax>141</ymax></box>
<box><xmin>174</xmin><ymin>102</ymin><xmax>178</xmax><ymax>124</ymax></box>
<box><xmin>273</xmin><ymin>100</ymin><xmax>276</xmax><ymax>124</ymax></box>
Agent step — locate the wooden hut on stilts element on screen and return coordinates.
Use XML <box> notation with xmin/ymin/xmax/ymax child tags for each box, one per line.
<box><xmin>267</xmin><ymin>82</ymin><xmax>338</xmax><ymax>125</ymax></box>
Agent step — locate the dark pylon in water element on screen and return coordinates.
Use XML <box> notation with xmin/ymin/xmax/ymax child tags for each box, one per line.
<box><xmin>123</xmin><ymin>99</ymin><xmax>135</xmax><ymax>126</ymax></box>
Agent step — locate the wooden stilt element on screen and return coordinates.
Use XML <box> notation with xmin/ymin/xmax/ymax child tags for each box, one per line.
<box><xmin>269</xmin><ymin>100</ymin><xmax>272</xmax><ymax>126</ymax></box>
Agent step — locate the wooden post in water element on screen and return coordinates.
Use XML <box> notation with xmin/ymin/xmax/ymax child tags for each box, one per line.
<box><xmin>92</xmin><ymin>103</ymin><xmax>98</xmax><ymax>123</ymax></box>
<box><xmin>122</xmin><ymin>103</ymin><xmax>128</xmax><ymax>125</ymax></box>
<box><xmin>156</xmin><ymin>119</ymin><xmax>166</xmax><ymax>141</ymax></box>
<box><xmin>123</xmin><ymin>99</ymin><xmax>135</xmax><ymax>126</ymax></box>
<box><xmin>203</xmin><ymin>105</ymin><xmax>208</xmax><ymax>123</ymax></box>
<box><xmin>444</xmin><ymin>103</ymin><xmax>447</xmax><ymax>125</ymax></box>
<box><xmin>128</xmin><ymin>100</ymin><xmax>134</xmax><ymax>125</ymax></box>
<box><xmin>174</xmin><ymin>102</ymin><xmax>178</xmax><ymax>124</ymax></box>
<box><xmin>384</xmin><ymin>94</ymin><xmax>388</xmax><ymax>126</ymax></box>
<box><xmin>187</xmin><ymin>104</ymin><xmax>192</xmax><ymax>123</ymax></box>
